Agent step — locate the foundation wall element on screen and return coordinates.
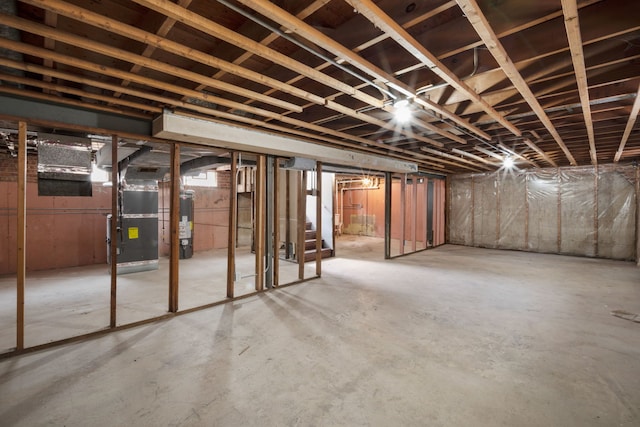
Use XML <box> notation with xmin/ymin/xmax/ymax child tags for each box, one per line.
<box><xmin>448</xmin><ymin>164</ymin><xmax>637</xmax><ymax>261</ymax></box>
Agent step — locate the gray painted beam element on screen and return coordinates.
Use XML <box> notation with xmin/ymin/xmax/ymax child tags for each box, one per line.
<box><xmin>0</xmin><ymin>93</ymin><xmax>151</xmax><ymax>136</ymax></box>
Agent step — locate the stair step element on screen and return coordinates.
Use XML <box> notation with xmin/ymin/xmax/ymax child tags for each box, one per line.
<box><xmin>303</xmin><ymin>247</ymin><xmax>332</xmax><ymax>262</ymax></box>
<box><xmin>304</xmin><ymin>239</ymin><xmax>319</xmax><ymax>250</ymax></box>
<box><xmin>305</xmin><ymin>221</ymin><xmax>313</xmax><ymax>230</ymax></box>
<box><xmin>305</xmin><ymin>230</ymin><xmax>316</xmax><ymax>240</ymax></box>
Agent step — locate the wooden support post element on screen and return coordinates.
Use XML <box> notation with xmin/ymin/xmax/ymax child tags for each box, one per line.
<box><xmin>109</xmin><ymin>135</ymin><xmax>118</xmax><ymax>327</ymax></box>
<box><xmin>557</xmin><ymin>169</ymin><xmax>562</xmax><ymax>253</ymax></box>
<box><xmin>445</xmin><ymin>176</ymin><xmax>450</xmax><ymax>244</ymax></box>
<box><xmin>594</xmin><ymin>166</ymin><xmax>599</xmax><ymax>257</ymax></box>
<box><xmin>496</xmin><ymin>177</ymin><xmax>501</xmax><ymax>248</ymax></box>
<box><xmin>255</xmin><ymin>155</ymin><xmax>265</xmax><ymax>291</ymax></box>
<box><xmin>470</xmin><ymin>176</ymin><xmax>475</xmax><ymax>246</ymax></box>
<box><xmin>285</xmin><ymin>169</ymin><xmax>291</xmax><ymax>260</ymax></box>
<box><xmin>636</xmin><ymin>166</ymin><xmax>639</xmax><ymax>266</ymax></box>
<box><xmin>16</xmin><ymin>121</ymin><xmax>26</xmax><ymax>350</ymax></box>
<box><xmin>227</xmin><ymin>152</ymin><xmax>238</xmax><ymax>298</ymax></box>
<box><xmin>298</xmin><ymin>171</ymin><xmax>307</xmax><ymax>280</ymax></box>
<box><xmin>524</xmin><ymin>173</ymin><xmax>529</xmax><ymax>249</ymax></box>
<box><xmin>400</xmin><ymin>174</ymin><xmax>406</xmax><ymax>255</ymax></box>
<box><xmin>411</xmin><ymin>175</ymin><xmax>417</xmax><ymax>252</ymax></box>
<box><xmin>384</xmin><ymin>172</ymin><xmax>391</xmax><ymax>259</ymax></box>
<box><xmin>273</xmin><ymin>158</ymin><xmax>280</xmax><ymax>287</ymax></box>
<box><xmin>315</xmin><ymin>162</ymin><xmax>322</xmax><ymax>277</ymax></box>
<box><xmin>168</xmin><ymin>143</ymin><xmax>180</xmax><ymax>312</ymax></box>
<box><xmin>424</xmin><ymin>178</ymin><xmax>429</xmax><ymax>248</ymax></box>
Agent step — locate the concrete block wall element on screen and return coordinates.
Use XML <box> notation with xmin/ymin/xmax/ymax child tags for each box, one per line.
<box><xmin>448</xmin><ymin>164</ymin><xmax>638</xmax><ymax>261</ymax></box>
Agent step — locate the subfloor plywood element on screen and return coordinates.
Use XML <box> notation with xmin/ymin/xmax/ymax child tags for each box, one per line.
<box><xmin>1</xmin><ymin>242</ymin><xmax>640</xmax><ymax>426</ymax></box>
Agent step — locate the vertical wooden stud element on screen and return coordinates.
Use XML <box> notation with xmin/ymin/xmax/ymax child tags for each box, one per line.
<box><xmin>169</xmin><ymin>143</ymin><xmax>180</xmax><ymax>312</ymax></box>
<box><xmin>273</xmin><ymin>158</ymin><xmax>280</xmax><ymax>287</ymax></box>
<box><xmin>411</xmin><ymin>176</ymin><xmax>417</xmax><ymax>252</ymax></box>
<box><xmin>594</xmin><ymin>165</ymin><xmax>599</xmax><ymax>257</ymax></box>
<box><xmin>109</xmin><ymin>135</ymin><xmax>118</xmax><ymax>327</ymax></box>
<box><xmin>16</xmin><ymin>121</ymin><xmax>26</xmax><ymax>350</ymax></box>
<box><xmin>471</xmin><ymin>175</ymin><xmax>476</xmax><ymax>246</ymax></box>
<box><xmin>255</xmin><ymin>155</ymin><xmax>265</xmax><ymax>291</ymax></box>
<box><xmin>384</xmin><ymin>172</ymin><xmax>391</xmax><ymax>259</ymax></box>
<box><xmin>315</xmin><ymin>162</ymin><xmax>322</xmax><ymax>277</ymax></box>
<box><xmin>400</xmin><ymin>174</ymin><xmax>406</xmax><ymax>255</ymax></box>
<box><xmin>635</xmin><ymin>166</ymin><xmax>639</xmax><ymax>266</ymax></box>
<box><xmin>227</xmin><ymin>152</ymin><xmax>238</xmax><ymax>298</ymax></box>
<box><xmin>524</xmin><ymin>173</ymin><xmax>529</xmax><ymax>250</ymax></box>
<box><xmin>285</xmin><ymin>170</ymin><xmax>291</xmax><ymax>260</ymax></box>
<box><xmin>496</xmin><ymin>176</ymin><xmax>501</xmax><ymax>248</ymax></box>
<box><xmin>557</xmin><ymin>168</ymin><xmax>562</xmax><ymax>253</ymax></box>
<box><xmin>298</xmin><ymin>171</ymin><xmax>307</xmax><ymax>280</ymax></box>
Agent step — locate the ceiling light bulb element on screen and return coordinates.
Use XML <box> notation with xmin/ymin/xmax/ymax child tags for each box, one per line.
<box><xmin>393</xmin><ymin>99</ymin><xmax>412</xmax><ymax>123</ymax></box>
<box><xmin>503</xmin><ymin>156</ymin><xmax>514</xmax><ymax>169</ymax></box>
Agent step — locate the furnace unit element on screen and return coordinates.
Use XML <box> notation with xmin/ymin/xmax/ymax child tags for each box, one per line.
<box><xmin>107</xmin><ymin>183</ymin><xmax>159</xmax><ymax>274</ymax></box>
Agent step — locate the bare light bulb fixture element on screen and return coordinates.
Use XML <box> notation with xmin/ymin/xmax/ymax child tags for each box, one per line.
<box><xmin>393</xmin><ymin>99</ymin><xmax>412</xmax><ymax>123</ymax></box>
<box><xmin>503</xmin><ymin>156</ymin><xmax>514</xmax><ymax>169</ymax></box>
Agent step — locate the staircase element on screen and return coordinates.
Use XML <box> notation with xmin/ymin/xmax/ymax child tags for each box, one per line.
<box><xmin>302</xmin><ymin>221</ymin><xmax>332</xmax><ymax>262</ymax></box>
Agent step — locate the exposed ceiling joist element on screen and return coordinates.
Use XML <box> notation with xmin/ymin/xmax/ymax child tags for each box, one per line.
<box><xmin>347</xmin><ymin>0</ymin><xmax>521</xmax><ymax>137</ymax></box>
<box><xmin>456</xmin><ymin>0</ymin><xmax>575</xmax><ymax>167</ymax></box>
<box><xmin>234</xmin><ymin>0</ymin><xmax>469</xmax><ymax>145</ymax></box>
<box><xmin>614</xmin><ymin>84</ymin><xmax>640</xmax><ymax>162</ymax></box>
<box><xmin>0</xmin><ymin>0</ymin><xmax>637</xmax><ymax>172</ymax></box>
<box><xmin>561</xmin><ymin>0</ymin><xmax>597</xmax><ymax>165</ymax></box>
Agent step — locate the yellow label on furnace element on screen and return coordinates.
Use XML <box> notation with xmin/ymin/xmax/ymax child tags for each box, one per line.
<box><xmin>128</xmin><ymin>227</ymin><xmax>139</xmax><ymax>239</ymax></box>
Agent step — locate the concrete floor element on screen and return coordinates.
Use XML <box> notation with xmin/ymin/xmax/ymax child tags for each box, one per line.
<box><xmin>1</xmin><ymin>237</ymin><xmax>639</xmax><ymax>426</ymax></box>
<box><xmin>0</xmin><ymin>246</ymin><xmax>316</xmax><ymax>350</ymax></box>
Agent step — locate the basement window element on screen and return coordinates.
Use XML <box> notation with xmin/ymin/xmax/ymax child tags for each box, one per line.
<box><xmin>183</xmin><ymin>171</ymin><xmax>218</xmax><ymax>187</ymax></box>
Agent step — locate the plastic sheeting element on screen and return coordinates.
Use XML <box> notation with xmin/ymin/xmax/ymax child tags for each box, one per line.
<box><xmin>448</xmin><ymin>164</ymin><xmax>638</xmax><ymax>261</ymax></box>
<box><xmin>449</xmin><ymin>176</ymin><xmax>472</xmax><ymax>245</ymax></box>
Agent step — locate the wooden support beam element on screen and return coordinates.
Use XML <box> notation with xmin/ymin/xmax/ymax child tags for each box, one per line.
<box><xmin>315</xmin><ymin>162</ymin><xmax>322</xmax><ymax>277</ymax></box>
<box><xmin>561</xmin><ymin>0</ymin><xmax>597</xmax><ymax>165</ymax></box>
<box><xmin>255</xmin><ymin>156</ymin><xmax>266</xmax><ymax>291</ymax></box>
<box><xmin>210</xmin><ymin>0</ymin><xmax>330</xmax><ymax>84</ymax></box>
<box><xmin>298</xmin><ymin>171</ymin><xmax>307</xmax><ymax>280</ymax></box>
<box><xmin>384</xmin><ymin>173</ymin><xmax>392</xmax><ymax>259</ymax></box>
<box><xmin>285</xmin><ymin>169</ymin><xmax>291</xmax><ymax>260</ymax></box>
<box><xmin>614</xmin><ymin>84</ymin><xmax>640</xmax><ymax>162</ymax></box>
<box><xmin>23</xmin><ymin>0</ymin><xmax>320</xmax><ymax>110</ymax></box>
<box><xmin>169</xmin><ymin>143</ymin><xmax>180</xmax><ymax>312</ymax></box>
<box><xmin>42</xmin><ymin>10</ymin><xmax>57</xmax><ymax>90</ymax></box>
<box><xmin>451</xmin><ymin>147</ymin><xmax>498</xmax><ymax>166</ymax></box>
<box><xmin>400</xmin><ymin>174</ymin><xmax>406</xmax><ymax>256</ymax></box>
<box><xmin>522</xmin><ymin>138</ymin><xmax>558</xmax><ymax>167</ymax></box>
<box><xmin>348</xmin><ymin>0</ymin><xmax>521</xmax><ymax>137</ymax></box>
<box><xmin>0</xmin><ymin>39</ymin><xmax>453</xmax><ymax>171</ymax></box>
<box><xmin>109</xmin><ymin>135</ymin><xmax>118</xmax><ymax>328</ymax></box>
<box><xmin>237</xmin><ymin>0</ymin><xmax>474</xmax><ymax>145</ymax></box>
<box><xmin>457</xmin><ymin>0</ymin><xmax>577</xmax><ymax>166</ymax></box>
<box><xmin>411</xmin><ymin>177</ymin><xmax>417</xmax><ymax>252</ymax></box>
<box><xmin>0</xmin><ymin>11</ymin><xmax>302</xmax><ymax>114</ymax></box>
<box><xmin>227</xmin><ymin>152</ymin><xmax>238</xmax><ymax>298</ymax></box>
<box><xmin>273</xmin><ymin>159</ymin><xmax>280</xmax><ymax>287</ymax></box>
<box><xmin>130</xmin><ymin>0</ymin><xmax>383</xmax><ymax>109</ymax></box>
<box><xmin>16</xmin><ymin>121</ymin><xmax>27</xmax><ymax>351</ymax></box>
<box><xmin>115</xmin><ymin>0</ymin><xmax>193</xmax><ymax>98</ymax></box>
<box><xmin>0</xmin><ymin>72</ymin><xmax>162</xmax><ymax>115</ymax></box>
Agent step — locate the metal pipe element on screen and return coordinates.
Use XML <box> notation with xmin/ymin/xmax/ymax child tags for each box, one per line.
<box><xmin>215</xmin><ymin>0</ymin><xmax>395</xmax><ymax>101</ymax></box>
<box><xmin>416</xmin><ymin>47</ymin><xmax>479</xmax><ymax>95</ymax></box>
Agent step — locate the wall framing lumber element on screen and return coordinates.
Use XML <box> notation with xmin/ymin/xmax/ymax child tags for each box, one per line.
<box><xmin>16</xmin><ymin>121</ymin><xmax>26</xmax><ymax>351</ymax></box>
<box><xmin>227</xmin><ymin>152</ymin><xmax>238</xmax><ymax>298</ymax></box>
<box><xmin>169</xmin><ymin>143</ymin><xmax>180</xmax><ymax>312</ymax></box>
<box><xmin>109</xmin><ymin>135</ymin><xmax>118</xmax><ymax>327</ymax></box>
